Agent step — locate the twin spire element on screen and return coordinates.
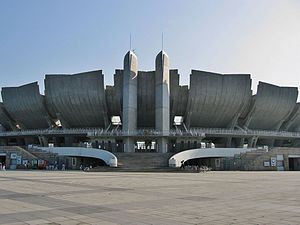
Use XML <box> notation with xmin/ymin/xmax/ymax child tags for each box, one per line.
<box><xmin>127</xmin><ymin>33</ymin><xmax>167</xmax><ymax>68</ymax></box>
<box><xmin>122</xmin><ymin>38</ymin><xmax>170</xmax><ymax>153</ymax></box>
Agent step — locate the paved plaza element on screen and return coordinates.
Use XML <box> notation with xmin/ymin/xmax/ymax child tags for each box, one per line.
<box><xmin>0</xmin><ymin>171</ymin><xmax>300</xmax><ymax>225</ymax></box>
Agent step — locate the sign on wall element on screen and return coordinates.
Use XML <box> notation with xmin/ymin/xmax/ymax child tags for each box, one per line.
<box><xmin>271</xmin><ymin>157</ymin><xmax>277</xmax><ymax>167</ymax></box>
<box><xmin>264</xmin><ymin>161</ymin><xmax>270</xmax><ymax>167</ymax></box>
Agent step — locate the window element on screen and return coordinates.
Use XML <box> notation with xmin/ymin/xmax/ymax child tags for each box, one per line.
<box><xmin>174</xmin><ymin>116</ymin><xmax>183</xmax><ymax>125</ymax></box>
<box><xmin>111</xmin><ymin>116</ymin><xmax>122</xmax><ymax>125</ymax></box>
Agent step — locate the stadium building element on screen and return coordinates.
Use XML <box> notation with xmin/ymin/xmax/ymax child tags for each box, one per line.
<box><xmin>1</xmin><ymin>50</ymin><xmax>300</xmax><ymax>171</ymax></box>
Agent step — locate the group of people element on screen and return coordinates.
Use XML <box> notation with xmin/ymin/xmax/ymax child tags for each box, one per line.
<box><xmin>0</xmin><ymin>162</ymin><xmax>6</xmax><ymax>171</ymax></box>
<box><xmin>46</xmin><ymin>162</ymin><xmax>65</xmax><ymax>171</ymax></box>
<box><xmin>79</xmin><ymin>164</ymin><xmax>93</xmax><ymax>171</ymax></box>
<box><xmin>180</xmin><ymin>160</ymin><xmax>211</xmax><ymax>172</ymax></box>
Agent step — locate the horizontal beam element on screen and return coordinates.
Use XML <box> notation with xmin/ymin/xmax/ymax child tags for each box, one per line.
<box><xmin>1</xmin><ymin>128</ymin><xmax>300</xmax><ymax>139</ymax></box>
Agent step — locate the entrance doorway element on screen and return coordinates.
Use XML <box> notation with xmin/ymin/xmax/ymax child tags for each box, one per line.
<box><xmin>289</xmin><ymin>156</ymin><xmax>300</xmax><ymax>171</ymax></box>
<box><xmin>135</xmin><ymin>140</ymin><xmax>156</xmax><ymax>152</ymax></box>
<box><xmin>184</xmin><ymin>157</ymin><xmax>223</xmax><ymax>170</ymax></box>
<box><xmin>0</xmin><ymin>154</ymin><xmax>6</xmax><ymax>167</ymax></box>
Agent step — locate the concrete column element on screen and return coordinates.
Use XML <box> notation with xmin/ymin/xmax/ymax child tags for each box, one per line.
<box><xmin>248</xmin><ymin>136</ymin><xmax>258</xmax><ymax>148</ymax></box>
<box><xmin>226</xmin><ymin>137</ymin><xmax>232</xmax><ymax>148</ymax></box>
<box><xmin>155</xmin><ymin>51</ymin><xmax>170</xmax><ymax>153</ymax></box>
<box><xmin>122</xmin><ymin>51</ymin><xmax>138</xmax><ymax>152</ymax></box>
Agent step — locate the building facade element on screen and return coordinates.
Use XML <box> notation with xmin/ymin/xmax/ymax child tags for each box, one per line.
<box><xmin>0</xmin><ymin>51</ymin><xmax>300</xmax><ymax>153</ymax></box>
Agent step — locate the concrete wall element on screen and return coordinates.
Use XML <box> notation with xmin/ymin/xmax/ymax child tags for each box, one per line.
<box><xmin>1</xmin><ymin>82</ymin><xmax>52</xmax><ymax>129</ymax></box>
<box><xmin>281</xmin><ymin>103</ymin><xmax>300</xmax><ymax>132</ymax></box>
<box><xmin>170</xmin><ymin>70</ymin><xmax>188</xmax><ymax>125</ymax></box>
<box><xmin>106</xmin><ymin>69</ymin><xmax>123</xmax><ymax>119</ymax></box>
<box><xmin>186</xmin><ymin>70</ymin><xmax>252</xmax><ymax>128</ymax></box>
<box><xmin>244</xmin><ymin>82</ymin><xmax>298</xmax><ymax>130</ymax></box>
<box><xmin>241</xmin><ymin>147</ymin><xmax>300</xmax><ymax>171</ymax></box>
<box><xmin>137</xmin><ymin>71</ymin><xmax>155</xmax><ymax>128</ymax></box>
<box><xmin>45</xmin><ymin>70</ymin><xmax>109</xmax><ymax>128</ymax></box>
<box><xmin>0</xmin><ymin>103</ymin><xmax>15</xmax><ymax>131</ymax></box>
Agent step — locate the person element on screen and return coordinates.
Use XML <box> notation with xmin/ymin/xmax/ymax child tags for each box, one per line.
<box><xmin>0</xmin><ymin>162</ymin><xmax>2</xmax><ymax>170</ymax></box>
<box><xmin>2</xmin><ymin>165</ymin><xmax>6</xmax><ymax>171</ymax></box>
<box><xmin>61</xmin><ymin>163</ymin><xmax>65</xmax><ymax>171</ymax></box>
<box><xmin>79</xmin><ymin>164</ymin><xmax>83</xmax><ymax>170</ymax></box>
<box><xmin>180</xmin><ymin>160</ymin><xmax>185</xmax><ymax>169</ymax></box>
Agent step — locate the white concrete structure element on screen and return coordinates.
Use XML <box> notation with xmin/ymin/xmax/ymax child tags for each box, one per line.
<box><xmin>38</xmin><ymin>147</ymin><xmax>118</xmax><ymax>167</ymax></box>
<box><xmin>169</xmin><ymin>148</ymin><xmax>256</xmax><ymax>167</ymax></box>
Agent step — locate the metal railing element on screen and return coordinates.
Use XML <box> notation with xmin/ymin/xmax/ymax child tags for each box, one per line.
<box><xmin>0</xmin><ymin>127</ymin><xmax>300</xmax><ymax>139</ymax></box>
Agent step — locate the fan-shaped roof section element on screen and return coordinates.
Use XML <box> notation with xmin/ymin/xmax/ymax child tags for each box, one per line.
<box><xmin>45</xmin><ymin>70</ymin><xmax>109</xmax><ymax>128</ymax></box>
<box><xmin>1</xmin><ymin>82</ymin><xmax>51</xmax><ymax>129</ymax></box>
<box><xmin>244</xmin><ymin>82</ymin><xmax>298</xmax><ymax>130</ymax></box>
<box><xmin>186</xmin><ymin>70</ymin><xmax>252</xmax><ymax>128</ymax></box>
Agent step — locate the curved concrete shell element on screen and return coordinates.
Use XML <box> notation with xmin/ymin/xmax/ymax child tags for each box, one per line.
<box><xmin>45</xmin><ymin>70</ymin><xmax>109</xmax><ymax>128</ymax></box>
<box><xmin>244</xmin><ymin>82</ymin><xmax>298</xmax><ymax>130</ymax></box>
<box><xmin>137</xmin><ymin>71</ymin><xmax>155</xmax><ymax>128</ymax></box>
<box><xmin>186</xmin><ymin>70</ymin><xmax>252</xmax><ymax>128</ymax></box>
<box><xmin>106</xmin><ymin>70</ymin><xmax>123</xmax><ymax>119</ymax></box>
<box><xmin>170</xmin><ymin>70</ymin><xmax>189</xmax><ymax>122</ymax></box>
<box><xmin>169</xmin><ymin>148</ymin><xmax>255</xmax><ymax>167</ymax></box>
<box><xmin>1</xmin><ymin>82</ymin><xmax>51</xmax><ymax>129</ymax></box>
<box><xmin>280</xmin><ymin>103</ymin><xmax>300</xmax><ymax>132</ymax></box>
<box><xmin>38</xmin><ymin>147</ymin><xmax>117</xmax><ymax>167</ymax></box>
<box><xmin>0</xmin><ymin>103</ymin><xmax>15</xmax><ymax>131</ymax></box>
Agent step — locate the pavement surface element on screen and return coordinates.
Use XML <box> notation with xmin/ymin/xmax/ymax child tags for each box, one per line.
<box><xmin>0</xmin><ymin>171</ymin><xmax>300</xmax><ymax>225</ymax></box>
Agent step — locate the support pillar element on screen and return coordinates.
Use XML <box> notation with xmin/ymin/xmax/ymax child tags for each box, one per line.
<box><xmin>157</xmin><ymin>138</ymin><xmax>168</xmax><ymax>154</ymax></box>
<box><xmin>248</xmin><ymin>136</ymin><xmax>258</xmax><ymax>148</ymax></box>
<box><xmin>37</xmin><ymin>136</ymin><xmax>49</xmax><ymax>147</ymax></box>
<box><xmin>122</xmin><ymin>51</ymin><xmax>138</xmax><ymax>152</ymax></box>
<box><xmin>155</xmin><ymin>51</ymin><xmax>170</xmax><ymax>153</ymax></box>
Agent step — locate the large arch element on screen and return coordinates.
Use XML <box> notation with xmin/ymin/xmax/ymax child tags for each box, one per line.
<box><xmin>1</xmin><ymin>82</ymin><xmax>52</xmax><ymax>129</ymax></box>
<box><xmin>186</xmin><ymin>70</ymin><xmax>252</xmax><ymax>128</ymax></box>
<box><xmin>169</xmin><ymin>148</ymin><xmax>255</xmax><ymax>167</ymax></box>
<box><xmin>38</xmin><ymin>147</ymin><xmax>118</xmax><ymax>167</ymax></box>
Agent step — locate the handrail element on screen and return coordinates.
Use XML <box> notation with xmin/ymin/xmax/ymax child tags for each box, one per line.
<box><xmin>0</xmin><ymin>127</ymin><xmax>300</xmax><ymax>138</ymax></box>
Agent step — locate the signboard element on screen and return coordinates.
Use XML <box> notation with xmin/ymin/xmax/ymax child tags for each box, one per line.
<box><xmin>264</xmin><ymin>161</ymin><xmax>270</xmax><ymax>167</ymax></box>
<box><xmin>10</xmin><ymin>153</ymin><xmax>17</xmax><ymax>159</ymax></box>
<box><xmin>271</xmin><ymin>157</ymin><xmax>277</xmax><ymax>167</ymax></box>
<box><xmin>277</xmin><ymin>155</ymin><xmax>284</xmax><ymax>161</ymax></box>
<box><xmin>16</xmin><ymin>155</ymin><xmax>22</xmax><ymax>165</ymax></box>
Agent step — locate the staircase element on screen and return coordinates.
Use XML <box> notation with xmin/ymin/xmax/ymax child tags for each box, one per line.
<box><xmin>0</xmin><ymin>146</ymin><xmax>38</xmax><ymax>161</ymax></box>
<box><xmin>27</xmin><ymin>148</ymin><xmax>58</xmax><ymax>164</ymax></box>
<box><xmin>114</xmin><ymin>152</ymin><xmax>173</xmax><ymax>169</ymax></box>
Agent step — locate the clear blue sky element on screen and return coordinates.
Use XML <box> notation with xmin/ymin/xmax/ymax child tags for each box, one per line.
<box><xmin>0</xmin><ymin>0</ymin><xmax>299</xmax><ymax>97</ymax></box>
